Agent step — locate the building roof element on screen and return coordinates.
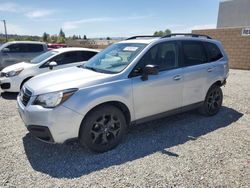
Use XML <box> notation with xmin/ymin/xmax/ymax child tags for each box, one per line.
<box><xmin>217</xmin><ymin>0</ymin><xmax>250</xmax><ymax>28</ymax></box>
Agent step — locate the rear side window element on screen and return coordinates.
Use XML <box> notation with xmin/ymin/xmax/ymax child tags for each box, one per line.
<box><xmin>27</xmin><ymin>44</ymin><xmax>44</xmax><ymax>52</ymax></box>
<box><xmin>182</xmin><ymin>41</ymin><xmax>208</xmax><ymax>66</ymax></box>
<box><xmin>77</xmin><ymin>51</ymin><xmax>97</xmax><ymax>61</ymax></box>
<box><xmin>6</xmin><ymin>44</ymin><xmax>27</xmax><ymax>53</ymax></box>
<box><xmin>204</xmin><ymin>42</ymin><xmax>223</xmax><ymax>62</ymax></box>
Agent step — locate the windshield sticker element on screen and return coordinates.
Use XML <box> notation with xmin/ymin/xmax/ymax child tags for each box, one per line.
<box><xmin>123</xmin><ymin>46</ymin><xmax>139</xmax><ymax>52</ymax></box>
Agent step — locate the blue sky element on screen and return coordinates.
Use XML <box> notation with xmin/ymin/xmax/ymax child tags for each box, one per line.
<box><xmin>0</xmin><ymin>0</ymin><xmax>221</xmax><ymax>38</ymax></box>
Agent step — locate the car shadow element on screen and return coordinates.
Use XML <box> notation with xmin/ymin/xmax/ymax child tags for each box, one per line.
<box><xmin>22</xmin><ymin>106</ymin><xmax>243</xmax><ymax>179</ymax></box>
<box><xmin>0</xmin><ymin>92</ymin><xmax>19</xmax><ymax>100</ymax></box>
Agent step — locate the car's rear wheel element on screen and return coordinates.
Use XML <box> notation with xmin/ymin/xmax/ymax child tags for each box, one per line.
<box><xmin>199</xmin><ymin>84</ymin><xmax>223</xmax><ymax>116</ymax></box>
<box><xmin>79</xmin><ymin>104</ymin><xmax>127</xmax><ymax>153</ymax></box>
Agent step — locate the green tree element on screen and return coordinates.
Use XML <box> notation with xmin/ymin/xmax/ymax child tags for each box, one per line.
<box><xmin>57</xmin><ymin>36</ymin><xmax>65</xmax><ymax>44</ymax></box>
<box><xmin>106</xmin><ymin>37</ymin><xmax>111</xmax><ymax>40</ymax></box>
<box><xmin>153</xmin><ymin>29</ymin><xmax>171</xmax><ymax>37</ymax></box>
<box><xmin>158</xmin><ymin>31</ymin><xmax>164</xmax><ymax>37</ymax></box>
<box><xmin>165</xmin><ymin>29</ymin><xmax>171</xmax><ymax>35</ymax></box>
<box><xmin>24</xmin><ymin>36</ymin><xmax>34</xmax><ymax>41</ymax></box>
<box><xmin>50</xmin><ymin>35</ymin><xmax>58</xmax><ymax>43</ymax></box>
<box><xmin>59</xmin><ymin>29</ymin><xmax>65</xmax><ymax>38</ymax></box>
<box><xmin>154</xmin><ymin>31</ymin><xmax>159</xmax><ymax>36</ymax></box>
<box><xmin>83</xmin><ymin>35</ymin><xmax>87</xmax><ymax>39</ymax></box>
<box><xmin>57</xmin><ymin>29</ymin><xmax>66</xmax><ymax>43</ymax></box>
<box><xmin>42</xmin><ymin>32</ymin><xmax>49</xmax><ymax>42</ymax></box>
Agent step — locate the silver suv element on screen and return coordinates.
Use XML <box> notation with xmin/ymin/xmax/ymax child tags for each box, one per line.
<box><xmin>17</xmin><ymin>34</ymin><xmax>229</xmax><ymax>153</ymax></box>
<box><xmin>0</xmin><ymin>41</ymin><xmax>48</xmax><ymax>70</ymax></box>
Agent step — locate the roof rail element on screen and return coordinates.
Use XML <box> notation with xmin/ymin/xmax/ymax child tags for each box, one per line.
<box><xmin>126</xmin><ymin>35</ymin><xmax>158</xmax><ymax>40</ymax></box>
<box><xmin>161</xmin><ymin>33</ymin><xmax>212</xmax><ymax>39</ymax></box>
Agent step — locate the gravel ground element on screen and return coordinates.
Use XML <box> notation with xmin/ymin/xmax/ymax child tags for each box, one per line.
<box><xmin>0</xmin><ymin>69</ymin><xmax>249</xmax><ymax>188</ymax></box>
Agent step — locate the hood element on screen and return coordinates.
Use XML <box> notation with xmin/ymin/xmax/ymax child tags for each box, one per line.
<box><xmin>25</xmin><ymin>66</ymin><xmax>114</xmax><ymax>95</ymax></box>
<box><xmin>2</xmin><ymin>62</ymin><xmax>34</xmax><ymax>72</ymax></box>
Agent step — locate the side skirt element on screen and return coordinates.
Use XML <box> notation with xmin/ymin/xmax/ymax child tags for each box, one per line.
<box><xmin>131</xmin><ymin>102</ymin><xmax>203</xmax><ymax>125</ymax></box>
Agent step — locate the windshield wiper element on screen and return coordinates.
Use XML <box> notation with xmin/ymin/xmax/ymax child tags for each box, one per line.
<box><xmin>83</xmin><ymin>65</ymin><xmax>116</xmax><ymax>74</ymax></box>
<box><xmin>110</xmin><ymin>62</ymin><xmax>128</xmax><ymax>68</ymax></box>
<box><xmin>83</xmin><ymin>65</ymin><xmax>99</xmax><ymax>72</ymax></box>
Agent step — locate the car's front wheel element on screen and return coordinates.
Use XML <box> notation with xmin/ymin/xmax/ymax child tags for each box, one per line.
<box><xmin>199</xmin><ymin>84</ymin><xmax>223</xmax><ymax>116</ymax></box>
<box><xmin>79</xmin><ymin>104</ymin><xmax>127</xmax><ymax>153</ymax></box>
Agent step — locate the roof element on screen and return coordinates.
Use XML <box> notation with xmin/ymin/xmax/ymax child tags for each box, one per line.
<box><xmin>52</xmin><ymin>47</ymin><xmax>100</xmax><ymax>53</ymax></box>
<box><xmin>118</xmin><ymin>34</ymin><xmax>215</xmax><ymax>45</ymax></box>
<box><xmin>6</xmin><ymin>41</ymin><xmax>46</xmax><ymax>45</ymax></box>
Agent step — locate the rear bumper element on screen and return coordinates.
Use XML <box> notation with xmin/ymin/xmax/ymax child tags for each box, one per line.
<box><xmin>221</xmin><ymin>79</ymin><xmax>227</xmax><ymax>86</ymax></box>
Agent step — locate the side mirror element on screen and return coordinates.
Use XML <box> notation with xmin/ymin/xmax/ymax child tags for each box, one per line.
<box><xmin>141</xmin><ymin>64</ymin><xmax>159</xmax><ymax>81</ymax></box>
<box><xmin>2</xmin><ymin>48</ymin><xmax>10</xmax><ymax>53</ymax></box>
<box><xmin>48</xmin><ymin>61</ymin><xmax>57</xmax><ymax>70</ymax></box>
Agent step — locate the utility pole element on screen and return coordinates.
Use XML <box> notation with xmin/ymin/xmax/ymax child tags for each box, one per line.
<box><xmin>1</xmin><ymin>20</ymin><xmax>7</xmax><ymax>42</ymax></box>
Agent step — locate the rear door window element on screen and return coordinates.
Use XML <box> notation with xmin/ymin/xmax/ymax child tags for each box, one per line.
<box><xmin>77</xmin><ymin>51</ymin><xmax>98</xmax><ymax>62</ymax></box>
<box><xmin>204</xmin><ymin>42</ymin><xmax>223</xmax><ymax>62</ymax></box>
<box><xmin>182</xmin><ymin>41</ymin><xmax>208</xmax><ymax>66</ymax></box>
<box><xmin>52</xmin><ymin>51</ymin><xmax>79</xmax><ymax>65</ymax></box>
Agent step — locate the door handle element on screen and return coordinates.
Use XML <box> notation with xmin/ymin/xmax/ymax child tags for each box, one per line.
<box><xmin>173</xmin><ymin>75</ymin><xmax>182</xmax><ymax>81</ymax></box>
<box><xmin>207</xmin><ymin>68</ymin><xmax>213</xmax><ymax>72</ymax></box>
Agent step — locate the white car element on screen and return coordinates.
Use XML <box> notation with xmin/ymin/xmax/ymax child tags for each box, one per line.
<box><xmin>0</xmin><ymin>47</ymin><xmax>99</xmax><ymax>92</ymax></box>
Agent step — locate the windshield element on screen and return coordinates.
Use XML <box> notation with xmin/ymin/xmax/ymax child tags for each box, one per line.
<box><xmin>30</xmin><ymin>50</ymin><xmax>59</xmax><ymax>64</ymax></box>
<box><xmin>83</xmin><ymin>43</ymin><xmax>147</xmax><ymax>73</ymax></box>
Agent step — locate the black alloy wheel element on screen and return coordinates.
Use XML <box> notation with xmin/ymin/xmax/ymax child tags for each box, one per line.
<box><xmin>79</xmin><ymin>104</ymin><xmax>127</xmax><ymax>153</ymax></box>
<box><xmin>91</xmin><ymin>114</ymin><xmax>121</xmax><ymax>145</ymax></box>
<box><xmin>199</xmin><ymin>85</ymin><xmax>223</xmax><ymax>116</ymax></box>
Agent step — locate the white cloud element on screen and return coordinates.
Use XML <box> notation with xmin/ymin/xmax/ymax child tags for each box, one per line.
<box><xmin>0</xmin><ymin>3</ymin><xmax>55</xmax><ymax>19</ymax></box>
<box><xmin>63</xmin><ymin>18</ymin><xmax>107</xmax><ymax>30</ymax></box>
<box><xmin>0</xmin><ymin>3</ymin><xmax>22</xmax><ymax>12</ymax></box>
<box><xmin>26</xmin><ymin>10</ymin><xmax>54</xmax><ymax>18</ymax></box>
<box><xmin>62</xmin><ymin>15</ymin><xmax>151</xmax><ymax>30</ymax></box>
<box><xmin>0</xmin><ymin>23</ymin><xmax>25</xmax><ymax>35</ymax></box>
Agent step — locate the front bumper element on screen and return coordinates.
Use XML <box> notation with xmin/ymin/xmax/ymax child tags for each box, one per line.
<box><xmin>0</xmin><ymin>76</ymin><xmax>21</xmax><ymax>92</ymax></box>
<box><xmin>17</xmin><ymin>94</ymin><xmax>84</xmax><ymax>143</ymax></box>
<box><xmin>27</xmin><ymin>125</ymin><xmax>54</xmax><ymax>142</ymax></box>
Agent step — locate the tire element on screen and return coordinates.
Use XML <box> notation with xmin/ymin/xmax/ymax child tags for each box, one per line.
<box><xmin>199</xmin><ymin>84</ymin><xmax>223</xmax><ymax>116</ymax></box>
<box><xmin>79</xmin><ymin>104</ymin><xmax>127</xmax><ymax>153</ymax></box>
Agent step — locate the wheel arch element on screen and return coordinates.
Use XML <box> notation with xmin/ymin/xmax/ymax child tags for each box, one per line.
<box><xmin>78</xmin><ymin>100</ymin><xmax>132</xmax><ymax>138</ymax></box>
<box><xmin>20</xmin><ymin>76</ymin><xmax>33</xmax><ymax>89</ymax></box>
<box><xmin>203</xmin><ymin>79</ymin><xmax>224</xmax><ymax>101</ymax></box>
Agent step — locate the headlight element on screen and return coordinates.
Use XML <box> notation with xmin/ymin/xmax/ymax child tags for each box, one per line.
<box><xmin>33</xmin><ymin>88</ymin><xmax>78</xmax><ymax>108</ymax></box>
<box><xmin>5</xmin><ymin>68</ymin><xmax>24</xmax><ymax>77</ymax></box>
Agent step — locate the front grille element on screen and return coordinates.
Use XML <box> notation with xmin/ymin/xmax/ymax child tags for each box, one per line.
<box><xmin>20</xmin><ymin>87</ymin><xmax>32</xmax><ymax>106</ymax></box>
